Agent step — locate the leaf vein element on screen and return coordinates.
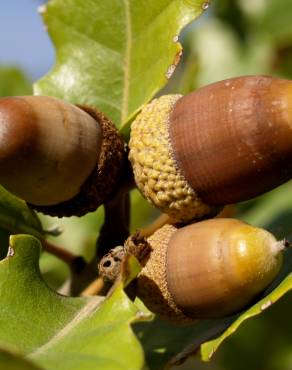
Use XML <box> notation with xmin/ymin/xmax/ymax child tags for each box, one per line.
<box><xmin>29</xmin><ymin>298</ymin><xmax>102</xmax><ymax>358</ymax></box>
<box><xmin>121</xmin><ymin>0</ymin><xmax>132</xmax><ymax>124</ymax></box>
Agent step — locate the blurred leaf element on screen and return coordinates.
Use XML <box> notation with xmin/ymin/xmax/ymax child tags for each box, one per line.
<box><xmin>0</xmin><ymin>66</ymin><xmax>32</xmax><ymax>97</ymax></box>
<box><xmin>0</xmin><ymin>186</ymin><xmax>43</xmax><ymax>243</ymax></box>
<box><xmin>212</xmin><ymin>293</ymin><xmax>292</xmax><ymax>370</ymax></box>
<box><xmin>130</xmin><ymin>189</ymin><xmax>159</xmax><ymax>233</ymax></box>
<box><xmin>134</xmin><ymin>304</ymin><xmax>230</xmax><ymax>370</ymax></box>
<box><xmin>39</xmin><ymin>253</ymin><xmax>69</xmax><ymax>290</ymax></box>
<box><xmin>239</xmin><ymin>182</ymin><xmax>292</xmax><ymax>239</ymax></box>
<box><xmin>38</xmin><ymin>208</ymin><xmax>104</xmax><ymax>289</ymax></box>
<box><xmin>259</xmin><ymin>0</ymin><xmax>292</xmax><ymax>42</ymax></box>
<box><xmin>188</xmin><ymin>18</ymin><xmax>272</xmax><ymax>87</ymax></box>
<box><xmin>0</xmin><ymin>348</ymin><xmax>42</xmax><ymax>370</ymax></box>
<box><xmin>40</xmin><ymin>207</ymin><xmax>104</xmax><ymax>260</ymax></box>
<box><xmin>176</xmin><ymin>54</ymin><xmax>200</xmax><ymax>95</ymax></box>
<box><xmin>0</xmin><ymin>234</ymin><xmax>146</xmax><ymax>370</ymax></box>
<box><xmin>213</xmin><ymin>0</ymin><xmax>247</xmax><ymax>41</ymax></box>
<box><xmin>272</xmin><ymin>44</ymin><xmax>292</xmax><ymax>79</ymax></box>
<box><xmin>238</xmin><ymin>0</ymin><xmax>267</xmax><ymax>19</ymax></box>
<box><xmin>35</xmin><ymin>0</ymin><xmax>208</xmax><ymax>134</ymax></box>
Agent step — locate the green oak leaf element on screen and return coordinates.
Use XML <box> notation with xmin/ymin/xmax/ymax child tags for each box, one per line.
<box><xmin>259</xmin><ymin>0</ymin><xmax>292</xmax><ymax>42</ymax></box>
<box><xmin>130</xmin><ymin>189</ymin><xmax>160</xmax><ymax>233</ymax></box>
<box><xmin>34</xmin><ymin>0</ymin><xmax>209</xmax><ymax>133</ymax></box>
<box><xmin>0</xmin><ymin>186</ymin><xmax>43</xmax><ymax>250</ymax></box>
<box><xmin>134</xmin><ymin>249</ymin><xmax>292</xmax><ymax>369</ymax></box>
<box><xmin>0</xmin><ymin>66</ymin><xmax>32</xmax><ymax>97</ymax></box>
<box><xmin>0</xmin><ymin>235</ymin><xmax>146</xmax><ymax>370</ymax></box>
<box><xmin>0</xmin><ymin>347</ymin><xmax>42</xmax><ymax>370</ymax></box>
<box><xmin>239</xmin><ymin>182</ymin><xmax>292</xmax><ymax>239</ymax></box>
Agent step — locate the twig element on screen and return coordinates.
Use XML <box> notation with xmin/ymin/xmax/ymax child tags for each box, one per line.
<box><xmin>80</xmin><ymin>277</ymin><xmax>105</xmax><ymax>296</ymax></box>
<box><xmin>138</xmin><ymin>213</ymin><xmax>174</xmax><ymax>238</ymax></box>
<box><xmin>68</xmin><ymin>190</ymin><xmax>131</xmax><ymax>296</ymax></box>
<box><xmin>70</xmin><ymin>156</ymin><xmax>134</xmax><ymax>295</ymax></box>
<box><xmin>42</xmin><ymin>240</ymin><xmax>86</xmax><ymax>273</ymax></box>
<box><xmin>97</xmin><ymin>191</ymin><xmax>131</xmax><ymax>259</ymax></box>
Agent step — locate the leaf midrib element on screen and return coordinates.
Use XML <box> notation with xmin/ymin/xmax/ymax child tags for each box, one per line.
<box><xmin>29</xmin><ymin>298</ymin><xmax>102</xmax><ymax>359</ymax></box>
<box><xmin>121</xmin><ymin>0</ymin><xmax>132</xmax><ymax>124</ymax></box>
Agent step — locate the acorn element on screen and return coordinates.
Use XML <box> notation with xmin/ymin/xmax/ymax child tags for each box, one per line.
<box><xmin>0</xmin><ymin>96</ymin><xmax>125</xmax><ymax>217</ymax></box>
<box><xmin>136</xmin><ymin>218</ymin><xmax>286</xmax><ymax>322</ymax></box>
<box><xmin>129</xmin><ymin>75</ymin><xmax>292</xmax><ymax>222</ymax></box>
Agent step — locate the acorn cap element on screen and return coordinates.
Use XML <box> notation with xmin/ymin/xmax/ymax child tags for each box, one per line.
<box><xmin>129</xmin><ymin>76</ymin><xmax>292</xmax><ymax>222</ymax></box>
<box><xmin>136</xmin><ymin>224</ymin><xmax>191</xmax><ymax>322</ymax></box>
<box><xmin>0</xmin><ymin>96</ymin><xmax>125</xmax><ymax>217</ymax></box>
<box><xmin>129</xmin><ymin>95</ymin><xmax>214</xmax><ymax>222</ymax></box>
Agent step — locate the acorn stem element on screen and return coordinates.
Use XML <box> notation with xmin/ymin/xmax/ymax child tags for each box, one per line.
<box><xmin>97</xmin><ymin>191</ymin><xmax>130</xmax><ymax>260</ymax></box>
<box><xmin>138</xmin><ymin>213</ymin><xmax>174</xmax><ymax>238</ymax></box>
<box><xmin>274</xmin><ymin>239</ymin><xmax>292</xmax><ymax>252</ymax></box>
<box><xmin>69</xmin><ymin>258</ymin><xmax>100</xmax><ymax>296</ymax></box>
<box><xmin>80</xmin><ymin>277</ymin><xmax>105</xmax><ymax>296</ymax></box>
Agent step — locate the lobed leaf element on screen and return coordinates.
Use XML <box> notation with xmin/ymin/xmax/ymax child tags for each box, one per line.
<box><xmin>0</xmin><ymin>186</ymin><xmax>43</xmax><ymax>243</ymax></box>
<box><xmin>34</xmin><ymin>0</ymin><xmax>209</xmax><ymax>133</ymax></box>
<box><xmin>0</xmin><ymin>235</ymin><xmax>146</xmax><ymax>370</ymax></box>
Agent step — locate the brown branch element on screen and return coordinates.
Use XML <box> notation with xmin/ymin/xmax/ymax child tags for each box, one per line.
<box><xmin>42</xmin><ymin>240</ymin><xmax>86</xmax><ymax>273</ymax></box>
<box><xmin>138</xmin><ymin>213</ymin><xmax>174</xmax><ymax>238</ymax></box>
<box><xmin>69</xmin><ymin>156</ymin><xmax>135</xmax><ymax>296</ymax></box>
<box><xmin>80</xmin><ymin>277</ymin><xmax>105</xmax><ymax>296</ymax></box>
<box><xmin>97</xmin><ymin>191</ymin><xmax>131</xmax><ymax>260</ymax></box>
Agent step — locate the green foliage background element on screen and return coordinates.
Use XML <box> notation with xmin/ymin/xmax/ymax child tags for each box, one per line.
<box><xmin>0</xmin><ymin>0</ymin><xmax>291</xmax><ymax>369</ymax></box>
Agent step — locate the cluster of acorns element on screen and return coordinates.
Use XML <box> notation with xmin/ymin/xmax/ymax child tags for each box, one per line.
<box><xmin>0</xmin><ymin>75</ymin><xmax>291</xmax><ymax>321</ymax></box>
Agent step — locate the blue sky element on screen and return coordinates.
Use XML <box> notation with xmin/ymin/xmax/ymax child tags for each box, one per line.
<box><xmin>0</xmin><ymin>1</ymin><xmax>54</xmax><ymax>81</ymax></box>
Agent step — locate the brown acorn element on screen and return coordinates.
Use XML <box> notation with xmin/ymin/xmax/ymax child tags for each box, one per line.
<box><xmin>129</xmin><ymin>75</ymin><xmax>292</xmax><ymax>222</ymax></box>
<box><xmin>136</xmin><ymin>218</ymin><xmax>285</xmax><ymax>322</ymax></box>
<box><xmin>0</xmin><ymin>96</ymin><xmax>125</xmax><ymax>217</ymax></box>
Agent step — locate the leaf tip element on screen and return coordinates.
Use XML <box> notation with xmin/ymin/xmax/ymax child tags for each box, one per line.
<box><xmin>9</xmin><ymin>234</ymin><xmax>42</xmax><ymax>260</ymax></box>
<box><xmin>37</xmin><ymin>4</ymin><xmax>47</xmax><ymax>16</ymax></box>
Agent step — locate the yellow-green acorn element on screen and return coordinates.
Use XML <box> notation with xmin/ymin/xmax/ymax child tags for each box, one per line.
<box><xmin>129</xmin><ymin>75</ymin><xmax>292</xmax><ymax>222</ymax></box>
<box><xmin>137</xmin><ymin>218</ymin><xmax>285</xmax><ymax>322</ymax></box>
<box><xmin>0</xmin><ymin>96</ymin><xmax>125</xmax><ymax>217</ymax></box>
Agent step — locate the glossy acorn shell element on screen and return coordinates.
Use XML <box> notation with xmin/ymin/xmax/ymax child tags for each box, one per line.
<box><xmin>170</xmin><ymin>75</ymin><xmax>292</xmax><ymax>205</ymax></box>
<box><xmin>137</xmin><ymin>219</ymin><xmax>283</xmax><ymax>321</ymax></box>
<box><xmin>166</xmin><ymin>218</ymin><xmax>282</xmax><ymax>319</ymax></box>
<box><xmin>0</xmin><ymin>96</ymin><xmax>125</xmax><ymax>216</ymax></box>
